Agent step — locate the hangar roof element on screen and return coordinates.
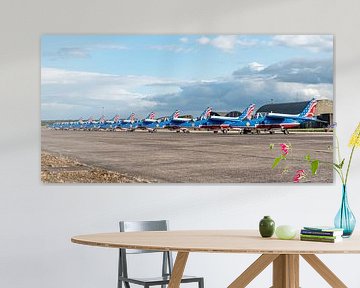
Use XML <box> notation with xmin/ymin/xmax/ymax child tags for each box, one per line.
<box><xmin>256</xmin><ymin>101</ymin><xmax>308</xmax><ymax>114</ymax></box>
<box><xmin>256</xmin><ymin>99</ymin><xmax>333</xmax><ymax>115</ymax></box>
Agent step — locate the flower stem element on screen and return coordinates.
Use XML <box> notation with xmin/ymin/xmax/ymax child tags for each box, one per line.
<box><xmin>335</xmin><ymin>134</ymin><xmax>345</xmax><ymax>184</ymax></box>
<box><xmin>345</xmin><ymin>130</ymin><xmax>360</xmax><ymax>185</ymax></box>
<box><xmin>336</xmin><ymin>134</ymin><xmax>342</xmax><ymax>166</ymax></box>
<box><xmin>345</xmin><ymin>145</ymin><xmax>356</xmax><ymax>185</ymax></box>
<box><xmin>318</xmin><ymin>160</ymin><xmax>345</xmax><ymax>183</ymax></box>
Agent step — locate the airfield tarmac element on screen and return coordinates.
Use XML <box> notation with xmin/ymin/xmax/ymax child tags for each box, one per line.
<box><xmin>41</xmin><ymin>129</ymin><xmax>334</xmax><ymax>183</ymax></box>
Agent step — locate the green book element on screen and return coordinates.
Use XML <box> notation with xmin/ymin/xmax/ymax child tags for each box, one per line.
<box><xmin>300</xmin><ymin>236</ymin><xmax>342</xmax><ymax>243</ymax></box>
<box><xmin>300</xmin><ymin>234</ymin><xmax>340</xmax><ymax>240</ymax></box>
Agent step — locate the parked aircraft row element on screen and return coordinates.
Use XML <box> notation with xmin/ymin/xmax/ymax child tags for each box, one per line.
<box><xmin>48</xmin><ymin>99</ymin><xmax>323</xmax><ymax>134</ymax></box>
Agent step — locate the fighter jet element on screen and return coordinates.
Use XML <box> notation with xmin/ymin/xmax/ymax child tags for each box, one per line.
<box><xmin>163</xmin><ymin>107</ymin><xmax>212</xmax><ymax>133</ymax></box>
<box><xmin>199</xmin><ymin>104</ymin><xmax>255</xmax><ymax>133</ymax></box>
<box><xmin>229</xmin><ymin>99</ymin><xmax>323</xmax><ymax>134</ymax></box>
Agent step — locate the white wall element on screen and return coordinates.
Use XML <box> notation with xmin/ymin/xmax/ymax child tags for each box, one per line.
<box><xmin>1</xmin><ymin>0</ymin><xmax>360</xmax><ymax>287</ymax></box>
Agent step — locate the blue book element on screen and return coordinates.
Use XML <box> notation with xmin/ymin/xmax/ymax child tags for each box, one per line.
<box><xmin>302</xmin><ymin>226</ymin><xmax>343</xmax><ymax>237</ymax></box>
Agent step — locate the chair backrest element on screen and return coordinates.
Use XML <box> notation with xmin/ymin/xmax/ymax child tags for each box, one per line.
<box><xmin>119</xmin><ymin>220</ymin><xmax>169</xmax><ymax>254</ymax></box>
<box><xmin>118</xmin><ymin>220</ymin><xmax>174</xmax><ymax>284</ymax></box>
<box><xmin>120</xmin><ymin>220</ymin><xmax>168</xmax><ymax>232</ymax></box>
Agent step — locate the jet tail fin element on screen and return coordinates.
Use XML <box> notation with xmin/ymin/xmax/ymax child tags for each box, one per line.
<box><xmin>199</xmin><ymin>107</ymin><xmax>212</xmax><ymax>119</ymax></box>
<box><xmin>112</xmin><ymin>114</ymin><xmax>120</xmax><ymax>122</ymax></box>
<box><xmin>299</xmin><ymin>98</ymin><xmax>317</xmax><ymax>118</ymax></box>
<box><xmin>147</xmin><ymin>112</ymin><xmax>155</xmax><ymax>119</ymax></box>
<box><xmin>170</xmin><ymin>110</ymin><xmax>180</xmax><ymax>119</ymax></box>
<box><xmin>239</xmin><ymin>104</ymin><xmax>255</xmax><ymax>120</ymax></box>
<box><xmin>127</xmin><ymin>113</ymin><xmax>135</xmax><ymax>122</ymax></box>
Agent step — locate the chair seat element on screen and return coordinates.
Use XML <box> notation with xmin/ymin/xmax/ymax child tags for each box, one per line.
<box><xmin>119</xmin><ymin>275</ymin><xmax>203</xmax><ymax>285</ymax></box>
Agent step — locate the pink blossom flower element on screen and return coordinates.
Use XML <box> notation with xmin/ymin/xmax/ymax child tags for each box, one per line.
<box><xmin>293</xmin><ymin>169</ymin><xmax>306</xmax><ymax>183</ymax></box>
<box><xmin>280</xmin><ymin>143</ymin><xmax>289</xmax><ymax>155</ymax></box>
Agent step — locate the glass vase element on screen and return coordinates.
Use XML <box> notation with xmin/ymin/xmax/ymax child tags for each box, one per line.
<box><xmin>334</xmin><ymin>185</ymin><xmax>356</xmax><ymax>237</ymax></box>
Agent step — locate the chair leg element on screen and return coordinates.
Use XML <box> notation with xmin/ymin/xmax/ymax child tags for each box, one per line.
<box><xmin>124</xmin><ymin>281</ymin><xmax>130</xmax><ymax>288</ymax></box>
<box><xmin>198</xmin><ymin>278</ymin><xmax>204</xmax><ymax>288</ymax></box>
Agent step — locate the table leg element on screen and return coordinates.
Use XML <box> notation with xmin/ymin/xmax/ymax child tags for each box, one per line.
<box><xmin>228</xmin><ymin>254</ymin><xmax>279</xmax><ymax>288</ymax></box>
<box><xmin>272</xmin><ymin>254</ymin><xmax>299</xmax><ymax>288</ymax></box>
<box><xmin>301</xmin><ymin>254</ymin><xmax>347</xmax><ymax>288</ymax></box>
<box><xmin>168</xmin><ymin>251</ymin><xmax>189</xmax><ymax>288</ymax></box>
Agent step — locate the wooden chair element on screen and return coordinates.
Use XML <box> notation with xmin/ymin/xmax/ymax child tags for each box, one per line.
<box><xmin>118</xmin><ymin>220</ymin><xmax>204</xmax><ymax>288</ymax></box>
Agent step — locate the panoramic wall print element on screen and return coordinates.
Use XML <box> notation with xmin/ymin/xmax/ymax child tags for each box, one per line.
<box><xmin>41</xmin><ymin>35</ymin><xmax>334</xmax><ymax>183</ymax></box>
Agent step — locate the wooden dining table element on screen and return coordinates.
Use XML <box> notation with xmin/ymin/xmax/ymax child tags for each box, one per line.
<box><xmin>71</xmin><ymin>230</ymin><xmax>360</xmax><ymax>288</ymax></box>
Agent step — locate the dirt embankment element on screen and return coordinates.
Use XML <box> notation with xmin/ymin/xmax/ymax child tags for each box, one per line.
<box><xmin>41</xmin><ymin>152</ymin><xmax>154</xmax><ymax>183</ymax></box>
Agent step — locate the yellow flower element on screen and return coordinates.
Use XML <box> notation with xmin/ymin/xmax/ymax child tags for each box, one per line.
<box><xmin>349</xmin><ymin>123</ymin><xmax>360</xmax><ymax>147</ymax></box>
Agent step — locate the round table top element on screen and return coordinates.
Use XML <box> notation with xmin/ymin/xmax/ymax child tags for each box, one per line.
<box><xmin>71</xmin><ymin>230</ymin><xmax>360</xmax><ymax>254</ymax></box>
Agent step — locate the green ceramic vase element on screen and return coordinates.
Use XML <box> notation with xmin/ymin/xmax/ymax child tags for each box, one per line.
<box><xmin>259</xmin><ymin>216</ymin><xmax>275</xmax><ymax>238</ymax></box>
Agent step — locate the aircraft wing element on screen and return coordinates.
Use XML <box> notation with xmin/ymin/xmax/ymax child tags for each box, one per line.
<box><xmin>297</xmin><ymin>117</ymin><xmax>328</xmax><ymax>123</ymax></box>
<box><xmin>210</xmin><ymin>116</ymin><xmax>238</xmax><ymax>121</ymax></box>
<box><xmin>172</xmin><ymin>118</ymin><xmax>192</xmax><ymax>122</ymax></box>
<box><xmin>265</xmin><ymin>114</ymin><xmax>327</xmax><ymax>123</ymax></box>
<box><xmin>264</xmin><ymin>114</ymin><xmax>287</xmax><ymax>120</ymax></box>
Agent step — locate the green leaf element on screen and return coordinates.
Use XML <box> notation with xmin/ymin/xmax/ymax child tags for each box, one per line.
<box><xmin>311</xmin><ymin>160</ymin><xmax>319</xmax><ymax>175</ymax></box>
<box><xmin>339</xmin><ymin>158</ymin><xmax>345</xmax><ymax>169</ymax></box>
<box><xmin>304</xmin><ymin>154</ymin><xmax>311</xmax><ymax>161</ymax></box>
<box><xmin>269</xmin><ymin>143</ymin><xmax>274</xmax><ymax>150</ymax></box>
<box><xmin>272</xmin><ymin>156</ymin><xmax>282</xmax><ymax>169</ymax></box>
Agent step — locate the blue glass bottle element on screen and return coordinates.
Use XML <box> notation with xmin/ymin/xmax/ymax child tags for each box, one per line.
<box><xmin>334</xmin><ymin>185</ymin><xmax>356</xmax><ymax>237</ymax></box>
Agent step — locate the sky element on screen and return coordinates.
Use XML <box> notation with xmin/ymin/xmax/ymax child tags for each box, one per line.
<box><xmin>41</xmin><ymin>35</ymin><xmax>333</xmax><ymax>120</ymax></box>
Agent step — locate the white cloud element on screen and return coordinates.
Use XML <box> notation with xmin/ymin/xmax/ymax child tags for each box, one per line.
<box><xmin>197</xmin><ymin>36</ymin><xmax>211</xmax><ymax>45</ymax></box>
<box><xmin>196</xmin><ymin>35</ymin><xmax>333</xmax><ymax>53</ymax></box>
<box><xmin>233</xmin><ymin>58</ymin><xmax>333</xmax><ymax>84</ymax></box>
<box><xmin>197</xmin><ymin>35</ymin><xmax>237</xmax><ymax>52</ymax></box>
<box><xmin>272</xmin><ymin>35</ymin><xmax>333</xmax><ymax>52</ymax></box>
<box><xmin>41</xmin><ymin>68</ymin><xmax>179</xmax><ymax>119</ymax></box>
<box><xmin>41</xmin><ymin>102</ymin><xmax>79</xmax><ymax>109</ymax></box>
<box><xmin>57</xmin><ymin>47</ymin><xmax>90</xmax><ymax>59</ymax></box>
<box><xmin>211</xmin><ymin>35</ymin><xmax>237</xmax><ymax>52</ymax></box>
<box><xmin>179</xmin><ymin>37</ymin><xmax>188</xmax><ymax>43</ymax></box>
<box><xmin>91</xmin><ymin>43</ymin><xmax>127</xmax><ymax>50</ymax></box>
<box><xmin>148</xmin><ymin>45</ymin><xmax>193</xmax><ymax>53</ymax></box>
<box><xmin>41</xmin><ymin>68</ymin><xmax>113</xmax><ymax>84</ymax></box>
<box><xmin>248</xmin><ymin>62</ymin><xmax>266</xmax><ymax>72</ymax></box>
<box><xmin>41</xmin><ymin>68</ymin><xmax>173</xmax><ymax>87</ymax></box>
<box><xmin>275</xmin><ymin>82</ymin><xmax>333</xmax><ymax>100</ymax></box>
<box><xmin>237</xmin><ymin>38</ymin><xmax>259</xmax><ymax>47</ymax></box>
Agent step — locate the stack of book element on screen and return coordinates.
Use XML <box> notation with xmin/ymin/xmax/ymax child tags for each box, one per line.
<box><xmin>300</xmin><ymin>226</ymin><xmax>344</xmax><ymax>243</ymax></box>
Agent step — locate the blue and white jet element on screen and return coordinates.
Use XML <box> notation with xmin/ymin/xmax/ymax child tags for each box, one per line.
<box><xmin>229</xmin><ymin>98</ymin><xmax>322</xmax><ymax>134</ymax></box>
<box><xmin>163</xmin><ymin>107</ymin><xmax>213</xmax><ymax>133</ymax></box>
<box><xmin>99</xmin><ymin>114</ymin><xmax>121</xmax><ymax>130</ymax></box>
<box><xmin>136</xmin><ymin>112</ymin><xmax>161</xmax><ymax>132</ymax></box>
<box><xmin>115</xmin><ymin>113</ymin><xmax>137</xmax><ymax>131</ymax></box>
<box><xmin>199</xmin><ymin>104</ymin><xmax>256</xmax><ymax>133</ymax></box>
